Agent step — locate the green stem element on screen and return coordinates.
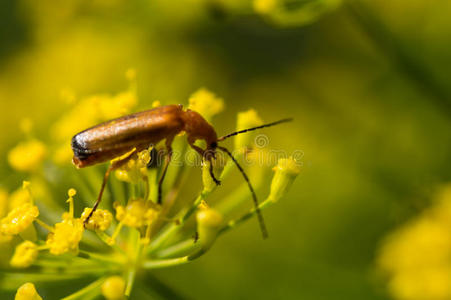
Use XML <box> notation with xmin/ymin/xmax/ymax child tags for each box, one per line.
<box><xmin>78</xmin><ymin>250</ymin><xmax>125</xmax><ymax>265</ymax></box>
<box><xmin>155</xmin><ymin>239</ymin><xmax>201</xmax><ymax>258</ymax></box>
<box><xmin>61</xmin><ymin>276</ymin><xmax>106</xmax><ymax>300</ymax></box>
<box><xmin>142</xmin><ymin>256</ymin><xmax>189</xmax><ymax>269</ymax></box>
<box><xmin>219</xmin><ymin>197</ymin><xmax>273</xmax><ymax>235</ymax></box>
<box><xmin>125</xmin><ymin>267</ymin><xmax>137</xmax><ymax>297</ymax></box>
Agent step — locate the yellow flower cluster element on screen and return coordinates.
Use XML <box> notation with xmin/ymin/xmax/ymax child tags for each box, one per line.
<box><xmin>8</xmin><ymin>139</ymin><xmax>47</xmax><ymax>172</ymax></box>
<box><xmin>378</xmin><ymin>185</ymin><xmax>451</xmax><ymax>300</ymax></box>
<box><xmin>4</xmin><ymin>86</ymin><xmax>299</xmax><ymax>300</ymax></box>
<box><xmin>46</xmin><ymin>218</ymin><xmax>84</xmax><ymax>255</ymax></box>
<box><xmin>188</xmin><ymin>88</ymin><xmax>224</xmax><ymax>122</ymax></box>
<box><xmin>115</xmin><ymin>199</ymin><xmax>158</xmax><ymax>228</ymax></box>
<box><xmin>81</xmin><ymin>208</ymin><xmax>113</xmax><ymax>231</ymax></box>
<box><xmin>115</xmin><ymin>148</ymin><xmax>151</xmax><ymax>184</ymax></box>
<box><xmin>0</xmin><ymin>203</ymin><xmax>39</xmax><ymax>235</ymax></box>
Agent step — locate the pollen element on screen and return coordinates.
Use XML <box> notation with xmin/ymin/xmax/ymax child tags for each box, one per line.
<box><xmin>15</xmin><ymin>282</ymin><xmax>42</xmax><ymax>300</ymax></box>
<box><xmin>101</xmin><ymin>276</ymin><xmax>126</xmax><ymax>300</ymax></box>
<box><xmin>46</xmin><ymin>218</ymin><xmax>84</xmax><ymax>255</ymax></box>
<box><xmin>115</xmin><ymin>199</ymin><xmax>154</xmax><ymax>228</ymax></box>
<box><xmin>8</xmin><ymin>139</ymin><xmax>47</xmax><ymax>172</ymax></box>
<box><xmin>0</xmin><ymin>203</ymin><xmax>39</xmax><ymax>235</ymax></box>
<box><xmin>81</xmin><ymin>208</ymin><xmax>113</xmax><ymax>231</ymax></box>
<box><xmin>188</xmin><ymin>88</ymin><xmax>224</xmax><ymax>121</ymax></box>
<box><xmin>10</xmin><ymin>240</ymin><xmax>38</xmax><ymax>268</ymax></box>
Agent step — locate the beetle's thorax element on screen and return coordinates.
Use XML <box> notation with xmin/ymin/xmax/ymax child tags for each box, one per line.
<box><xmin>182</xmin><ymin>109</ymin><xmax>218</xmax><ymax>146</ymax></box>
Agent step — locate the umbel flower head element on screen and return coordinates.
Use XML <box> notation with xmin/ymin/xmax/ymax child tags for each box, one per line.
<box><xmin>1</xmin><ymin>74</ymin><xmax>300</xmax><ymax>299</ymax></box>
<box><xmin>377</xmin><ymin>185</ymin><xmax>451</xmax><ymax>300</ymax></box>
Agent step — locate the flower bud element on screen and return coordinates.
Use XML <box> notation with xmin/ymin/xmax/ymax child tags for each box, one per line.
<box><xmin>202</xmin><ymin>161</ymin><xmax>216</xmax><ymax>193</ymax></box>
<box><xmin>234</xmin><ymin>109</ymin><xmax>263</xmax><ymax>150</ymax></box>
<box><xmin>269</xmin><ymin>157</ymin><xmax>301</xmax><ymax>202</ymax></box>
<box><xmin>15</xmin><ymin>282</ymin><xmax>42</xmax><ymax>300</ymax></box>
<box><xmin>196</xmin><ymin>208</ymin><xmax>223</xmax><ymax>250</ymax></box>
<box><xmin>101</xmin><ymin>276</ymin><xmax>125</xmax><ymax>300</ymax></box>
<box><xmin>10</xmin><ymin>241</ymin><xmax>38</xmax><ymax>268</ymax></box>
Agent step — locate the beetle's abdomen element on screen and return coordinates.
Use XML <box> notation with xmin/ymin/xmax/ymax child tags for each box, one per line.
<box><xmin>71</xmin><ymin>105</ymin><xmax>184</xmax><ymax>168</ymax></box>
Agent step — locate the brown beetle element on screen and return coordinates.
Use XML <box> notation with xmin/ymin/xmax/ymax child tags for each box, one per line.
<box><xmin>72</xmin><ymin>104</ymin><xmax>291</xmax><ymax>238</ymax></box>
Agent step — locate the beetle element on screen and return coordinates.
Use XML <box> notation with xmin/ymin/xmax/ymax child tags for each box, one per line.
<box><xmin>71</xmin><ymin>104</ymin><xmax>291</xmax><ymax>238</ymax></box>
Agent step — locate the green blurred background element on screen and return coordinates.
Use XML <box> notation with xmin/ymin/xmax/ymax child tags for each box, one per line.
<box><xmin>1</xmin><ymin>0</ymin><xmax>451</xmax><ymax>299</ymax></box>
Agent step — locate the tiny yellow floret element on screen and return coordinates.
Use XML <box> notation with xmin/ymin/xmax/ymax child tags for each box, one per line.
<box><xmin>46</xmin><ymin>218</ymin><xmax>84</xmax><ymax>255</ymax></box>
<box><xmin>114</xmin><ymin>149</ymin><xmax>149</xmax><ymax>184</ymax></box>
<box><xmin>81</xmin><ymin>208</ymin><xmax>113</xmax><ymax>231</ymax></box>
<box><xmin>235</xmin><ymin>109</ymin><xmax>263</xmax><ymax>150</ymax></box>
<box><xmin>269</xmin><ymin>157</ymin><xmax>301</xmax><ymax>202</ymax></box>
<box><xmin>10</xmin><ymin>241</ymin><xmax>38</xmax><ymax>268</ymax></box>
<box><xmin>0</xmin><ymin>203</ymin><xmax>39</xmax><ymax>235</ymax></box>
<box><xmin>15</xmin><ymin>282</ymin><xmax>42</xmax><ymax>300</ymax></box>
<box><xmin>8</xmin><ymin>139</ymin><xmax>47</xmax><ymax>172</ymax></box>
<box><xmin>188</xmin><ymin>88</ymin><xmax>224</xmax><ymax>121</ymax></box>
<box><xmin>101</xmin><ymin>276</ymin><xmax>125</xmax><ymax>300</ymax></box>
<box><xmin>115</xmin><ymin>199</ymin><xmax>151</xmax><ymax>228</ymax></box>
<box><xmin>196</xmin><ymin>208</ymin><xmax>223</xmax><ymax>250</ymax></box>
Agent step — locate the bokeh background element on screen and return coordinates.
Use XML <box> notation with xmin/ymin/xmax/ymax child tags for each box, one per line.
<box><xmin>1</xmin><ymin>0</ymin><xmax>451</xmax><ymax>299</ymax></box>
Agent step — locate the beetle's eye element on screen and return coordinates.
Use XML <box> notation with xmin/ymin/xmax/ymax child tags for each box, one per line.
<box><xmin>211</xmin><ymin>142</ymin><xmax>217</xmax><ymax>148</ymax></box>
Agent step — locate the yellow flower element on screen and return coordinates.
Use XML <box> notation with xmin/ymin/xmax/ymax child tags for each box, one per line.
<box><xmin>8</xmin><ymin>139</ymin><xmax>47</xmax><ymax>172</ymax></box>
<box><xmin>115</xmin><ymin>199</ymin><xmax>156</xmax><ymax>228</ymax></box>
<box><xmin>10</xmin><ymin>241</ymin><xmax>38</xmax><ymax>268</ymax></box>
<box><xmin>0</xmin><ymin>203</ymin><xmax>39</xmax><ymax>235</ymax></box>
<box><xmin>188</xmin><ymin>88</ymin><xmax>224</xmax><ymax>122</ymax></box>
<box><xmin>196</xmin><ymin>208</ymin><xmax>223</xmax><ymax>250</ymax></box>
<box><xmin>269</xmin><ymin>157</ymin><xmax>301</xmax><ymax>202</ymax></box>
<box><xmin>234</xmin><ymin>109</ymin><xmax>263</xmax><ymax>150</ymax></box>
<box><xmin>15</xmin><ymin>282</ymin><xmax>42</xmax><ymax>300</ymax></box>
<box><xmin>46</xmin><ymin>218</ymin><xmax>84</xmax><ymax>255</ymax></box>
<box><xmin>377</xmin><ymin>185</ymin><xmax>451</xmax><ymax>300</ymax></box>
<box><xmin>115</xmin><ymin>149</ymin><xmax>150</xmax><ymax>184</ymax></box>
<box><xmin>81</xmin><ymin>208</ymin><xmax>113</xmax><ymax>231</ymax></box>
<box><xmin>253</xmin><ymin>0</ymin><xmax>279</xmax><ymax>14</ymax></box>
<box><xmin>101</xmin><ymin>276</ymin><xmax>126</xmax><ymax>300</ymax></box>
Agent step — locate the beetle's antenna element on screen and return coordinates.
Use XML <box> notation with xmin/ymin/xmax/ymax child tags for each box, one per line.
<box><xmin>217</xmin><ymin>118</ymin><xmax>292</xmax><ymax>142</ymax></box>
<box><xmin>217</xmin><ymin>145</ymin><xmax>268</xmax><ymax>239</ymax></box>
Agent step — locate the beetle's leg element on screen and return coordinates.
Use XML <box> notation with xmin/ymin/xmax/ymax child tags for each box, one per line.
<box><xmin>207</xmin><ymin>155</ymin><xmax>221</xmax><ymax>185</ymax></box>
<box><xmin>84</xmin><ymin>149</ymin><xmax>137</xmax><ymax>226</ymax></box>
<box><xmin>188</xmin><ymin>138</ymin><xmax>221</xmax><ymax>186</ymax></box>
<box><xmin>157</xmin><ymin>140</ymin><xmax>173</xmax><ymax>204</ymax></box>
